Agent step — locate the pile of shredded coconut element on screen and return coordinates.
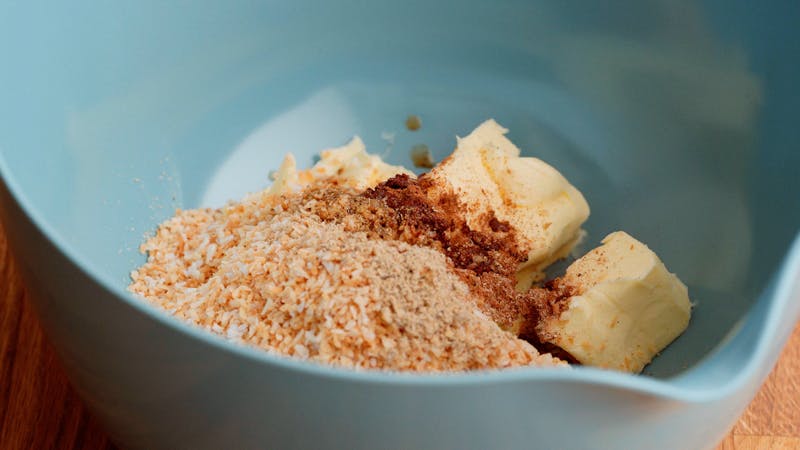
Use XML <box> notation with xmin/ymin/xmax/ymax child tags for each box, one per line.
<box><xmin>130</xmin><ymin>189</ymin><xmax>562</xmax><ymax>371</ymax></box>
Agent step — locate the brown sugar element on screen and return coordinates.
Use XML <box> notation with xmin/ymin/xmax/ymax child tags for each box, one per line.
<box><xmin>363</xmin><ymin>174</ymin><xmax>526</xmax><ymax>277</ymax></box>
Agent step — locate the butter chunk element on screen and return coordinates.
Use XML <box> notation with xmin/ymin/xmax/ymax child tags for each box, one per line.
<box><xmin>538</xmin><ymin>231</ymin><xmax>692</xmax><ymax>373</ymax></box>
<box><xmin>429</xmin><ymin>120</ymin><xmax>590</xmax><ymax>287</ymax></box>
<box><xmin>298</xmin><ymin>137</ymin><xmax>414</xmax><ymax>190</ymax></box>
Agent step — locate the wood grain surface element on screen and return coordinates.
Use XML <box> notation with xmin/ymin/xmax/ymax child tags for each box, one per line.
<box><xmin>0</xmin><ymin>222</ymin><xmax>798</xmax><ymax>450</ymax></box>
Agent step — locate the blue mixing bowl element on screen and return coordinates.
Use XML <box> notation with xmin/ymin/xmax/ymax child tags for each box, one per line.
<box><xmin>1</xmin><ymin>2</ymin><xmax>799</xmax><ymax>449</ymax></box>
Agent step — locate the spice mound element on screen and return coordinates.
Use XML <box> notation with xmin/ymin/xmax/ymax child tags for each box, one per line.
<box><xmin>130</xmin><ymin>119</ymin><xmax>692</xmax><ymax>373</ymax></box>
<box><xmin>130</xmin><ymin>196</ymin><xmax>557</xmax><ymax>371</ymax></box>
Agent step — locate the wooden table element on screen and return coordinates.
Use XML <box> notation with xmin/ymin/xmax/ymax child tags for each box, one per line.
<box><xmin>0</xmin><ymin>224</ymin><xmax>797</xmax><ymax>450</ymax></box>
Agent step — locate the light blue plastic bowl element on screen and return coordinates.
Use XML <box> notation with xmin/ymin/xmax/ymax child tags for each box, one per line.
<box><xmin>1</xmin><ymin>2</ymin><xmax>799</xmax><ymax>449</ymax></box>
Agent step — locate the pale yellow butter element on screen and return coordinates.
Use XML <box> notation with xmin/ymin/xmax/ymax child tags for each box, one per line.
<box><xmin>429</xmin><ymin>119</ymin><xmax>590</xmax><ymax>287</ymax></box>
<box><xmin>539</xmin><ymin>231</ymin><xmax>692</xmax><ymax>373</ymax></box>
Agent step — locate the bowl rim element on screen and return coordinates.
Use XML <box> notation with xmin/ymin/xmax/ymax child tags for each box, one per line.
<box><xmin>1</xmin><ymin>151</ymin><xmax>798</xmax><ymax>403</ymax></box>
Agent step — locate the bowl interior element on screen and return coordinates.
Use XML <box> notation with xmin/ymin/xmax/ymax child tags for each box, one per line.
<box><xmin>1</xmin><ymin>1</ymin><xmax>798</xmax><ymax>379</ymax></box>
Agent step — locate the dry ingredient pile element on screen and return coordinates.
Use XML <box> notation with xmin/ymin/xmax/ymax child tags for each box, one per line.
<box><xmin>131</xmin><ymin>120</ymin><xmax>693</xmax><ymax>375</ymax></box>
<box><xmin>129</xmin><ymin>181</ymin><xmax>564</xmax><ymax>371</ymax></box>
